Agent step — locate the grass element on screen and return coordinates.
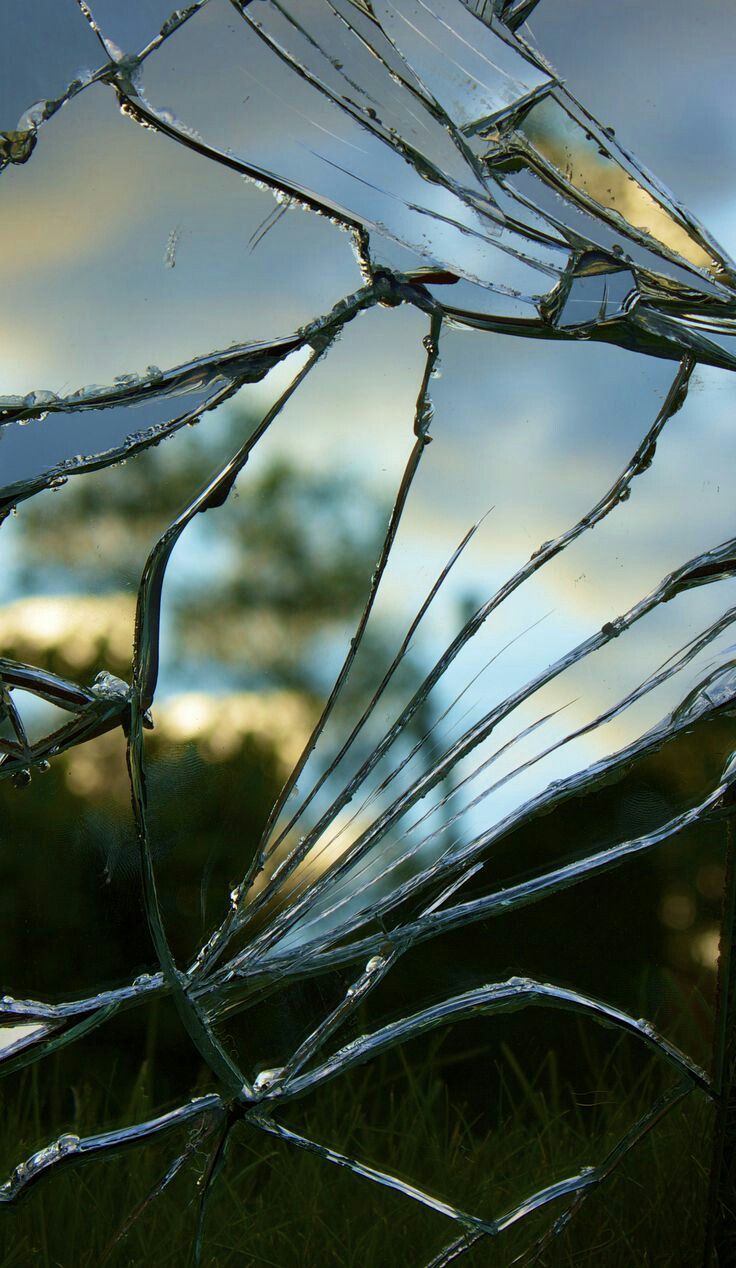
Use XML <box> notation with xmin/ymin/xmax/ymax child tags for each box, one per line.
<box><xmin>0</xmin><ymin>1013</ymin><xmax>714</xmax><ymax>1268</ymax></box>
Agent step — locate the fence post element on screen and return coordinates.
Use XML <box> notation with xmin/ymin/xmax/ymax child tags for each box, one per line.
<box><xmin>705</xmin><ymin>814</ymin><xmax>736</xmax><ymax>1265</ymax></box>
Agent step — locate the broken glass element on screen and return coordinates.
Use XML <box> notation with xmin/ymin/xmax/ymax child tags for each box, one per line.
<box><xmin>1</xmin><ymin>0</ymin><xmax>735</xmax><ymax>1263</ymax></box>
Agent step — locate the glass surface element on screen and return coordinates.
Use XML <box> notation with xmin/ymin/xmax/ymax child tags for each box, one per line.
<box><xmin>1</xmin><ymin>2</ymin><xmax>735</xmax><ymax>1264</ymax></box>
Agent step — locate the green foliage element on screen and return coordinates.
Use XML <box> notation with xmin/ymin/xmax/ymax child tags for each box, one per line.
<box><xmin>0</xmin><ymin>1027</ymin><xmax>711</xmax><ymax>1267</ymax></box>
<box><xmin>13</xmin><ymin>412</ymin><xmax>390</xmax><ymax>693</ymax></box>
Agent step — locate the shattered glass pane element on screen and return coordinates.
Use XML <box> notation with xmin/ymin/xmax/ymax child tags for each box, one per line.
<box><xmin>1</xmin><ymin>0</ymin><xmax>735</xmax><ymax>1263</ymax></box>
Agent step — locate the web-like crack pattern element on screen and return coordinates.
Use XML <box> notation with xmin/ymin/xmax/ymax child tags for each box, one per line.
<box><xmin>1</xmin><ymin>1</ymin><xmax>735</xmax><ymax>1263</ymax></box>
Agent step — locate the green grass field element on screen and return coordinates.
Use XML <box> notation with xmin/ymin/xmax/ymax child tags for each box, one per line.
<box><xmin>0</xmin><ymin>1016</ymin><xmax>714</xmax><ymax>1268</ymax></box>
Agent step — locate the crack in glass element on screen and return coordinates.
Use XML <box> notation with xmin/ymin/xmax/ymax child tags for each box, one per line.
<box><xmin>1</xmin><ymin>1</ymin><xmax>734</xmax><ymax>1263</ymax></box>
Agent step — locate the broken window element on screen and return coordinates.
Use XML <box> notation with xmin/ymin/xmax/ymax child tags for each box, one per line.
<box><xmin>1</xmin><ymin>1</ymin><xmax>735</xmax><ymax>1262</ymax></box>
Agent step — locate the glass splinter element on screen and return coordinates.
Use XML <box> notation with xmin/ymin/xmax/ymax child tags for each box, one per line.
<box><xmin>0</xmin><ymin>1</ymin><xmax>734</xmax><ymax>1263</ymax></box>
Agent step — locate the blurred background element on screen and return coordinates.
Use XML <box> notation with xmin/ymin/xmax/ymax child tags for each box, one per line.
<box><xmin>1</xmin><ymin>2</ymin><xmax>735</xmax><ymax>1263</ymax></box>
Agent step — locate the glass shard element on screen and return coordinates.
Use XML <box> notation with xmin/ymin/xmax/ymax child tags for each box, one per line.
<box><xmin>0</xmin><ymin>0</ymin><xmax>104</xmax><ymax>146</ymax></box>
<box><xmin>1</xmin><ymin>0</ymin><xmax>735</xmax><ymax>1263</ymax></box>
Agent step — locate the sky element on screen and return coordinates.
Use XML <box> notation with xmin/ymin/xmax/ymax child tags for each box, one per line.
<box><xmin>1</xmin><ymin>0</ymin><xmax>736</xmax><ymax>854</ymax></box>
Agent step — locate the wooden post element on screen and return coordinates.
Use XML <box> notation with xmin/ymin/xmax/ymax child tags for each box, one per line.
<box><xmin>705</xmin><ymin>815</ymin><xmax>736</xmax><ymax>1266</ymax></box>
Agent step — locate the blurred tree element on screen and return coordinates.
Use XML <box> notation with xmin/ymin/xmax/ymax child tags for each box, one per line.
<box><xmin>13</xmin><ymin>408</ymin><xmax>391</xmax><ymax>696</ymax></box>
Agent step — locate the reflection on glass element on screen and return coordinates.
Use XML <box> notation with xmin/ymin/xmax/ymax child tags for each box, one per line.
<box><xmin>1</xmin><ymin>1</ymin><xmax>735</xmax><ymax>1264</ymax></box>
<box><xmin>517</xmin><ymin>96</ymin><xmax>718</xmax><ymax>275</ymax></box>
